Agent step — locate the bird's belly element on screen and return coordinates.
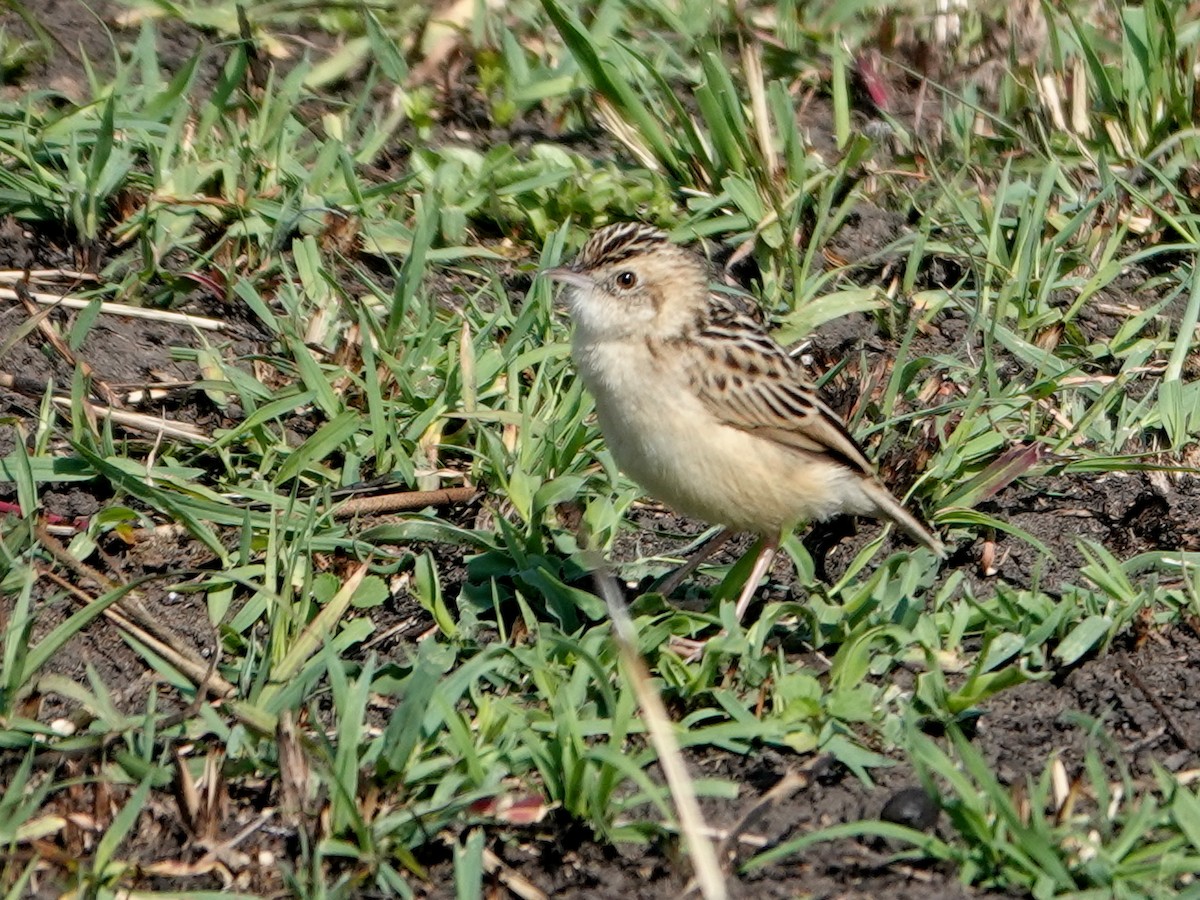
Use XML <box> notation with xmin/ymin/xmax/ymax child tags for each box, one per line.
<box><xmin>593</xmin><ymin>386</ymin><xmax>854</xmax><ymax>534</ymax></box>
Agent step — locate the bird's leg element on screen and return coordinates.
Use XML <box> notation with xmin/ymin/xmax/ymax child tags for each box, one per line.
<box><xmin>668</xmin><ymin>533</ymin><xmax>781</xmax><ymax>662</ymax></box>
<box><xmin>733</xmin><ymin>534</ymin><xmax>779</xmax><ymax>620</ymax></box>
<box><xmin>652</xmin><ymin>527</ymin><xmax>735</xmax><ymax>597</ymax></box>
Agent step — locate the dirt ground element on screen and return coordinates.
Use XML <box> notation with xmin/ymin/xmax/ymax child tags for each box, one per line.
<box><xmin>3</xmin><ymin>4</ymin><xmax>1200</xmax><ymax>899</ymax></box>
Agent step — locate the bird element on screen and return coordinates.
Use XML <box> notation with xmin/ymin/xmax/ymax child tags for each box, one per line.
<box><xmin>543</xmin><ymin>222</ymin><xmax>945</xmax><ymax>621</ymax></box>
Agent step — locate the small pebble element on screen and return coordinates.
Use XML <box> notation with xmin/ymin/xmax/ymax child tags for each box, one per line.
<box><xmin>879</xmin><ymin>786</ymin><xmax>940</xmax><ymax>832</ymax></box>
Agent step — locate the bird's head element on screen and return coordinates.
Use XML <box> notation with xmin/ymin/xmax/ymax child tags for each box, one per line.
<box><xmin>543</xmin><ymin>223</ymin><xmax>709</xmax><ymax>340</ymax></box>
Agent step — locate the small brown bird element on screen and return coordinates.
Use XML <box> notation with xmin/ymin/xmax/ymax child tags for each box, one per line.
<box><xmin>545</xmin><ymin>222</ymin><xmax>945</xmax><ymax>619</ymax></box>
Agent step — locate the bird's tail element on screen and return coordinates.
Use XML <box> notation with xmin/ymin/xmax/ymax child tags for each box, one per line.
<box><xmin>859</xmin><ymin>478</ymin><xmax>947</xmax><ymax>558</ymax></box>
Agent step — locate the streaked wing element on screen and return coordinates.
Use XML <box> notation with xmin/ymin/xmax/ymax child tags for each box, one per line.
<box><xmin>681</xmin><ymin>302</ymin><xmax>874</xmax><ymax>477</ymax></box>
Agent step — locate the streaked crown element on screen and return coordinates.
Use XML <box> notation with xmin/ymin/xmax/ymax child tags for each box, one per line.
<box><xmin>571</xmin><ymin>222</ymin><xmax>673</xmax><ymax>272</ymax></box>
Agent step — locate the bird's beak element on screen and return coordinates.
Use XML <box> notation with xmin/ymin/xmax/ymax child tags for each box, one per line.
<box><xmin>540</xmin><ymin>266</ymin><xmax>593</xmax><ymax>289</ymax></box>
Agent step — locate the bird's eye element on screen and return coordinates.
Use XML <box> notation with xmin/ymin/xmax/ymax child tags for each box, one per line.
<box><xmin>615</xmin><ymin>271</ymin><xmax>638</xmax><ymax>289</ymax></box>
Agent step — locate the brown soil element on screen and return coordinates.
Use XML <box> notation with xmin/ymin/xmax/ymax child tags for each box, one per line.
<box><xmin>2</xmin><ymin>4</ymin><xmax>1199</xmax><ymax>899</ymax></box>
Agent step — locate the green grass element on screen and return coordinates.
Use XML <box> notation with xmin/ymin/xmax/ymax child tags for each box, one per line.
<box><xmin>2</xmin><ymin>0</ymin><xmax>1200</xmax><ymax>896</ymax></box>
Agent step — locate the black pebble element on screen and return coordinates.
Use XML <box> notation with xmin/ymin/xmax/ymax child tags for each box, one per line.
<box><xmin>879</xmin><ymin>786</ymin><xmax>940</xmax><ymax>832</ymax></box>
